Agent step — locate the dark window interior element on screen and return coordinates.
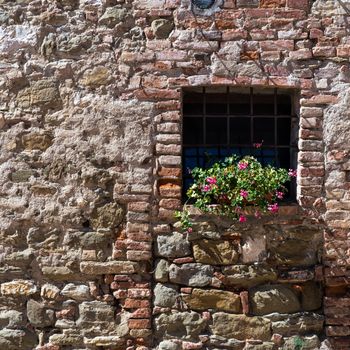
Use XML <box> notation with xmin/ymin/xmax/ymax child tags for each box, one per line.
<box><xmin>182</xmin><ymin>87</ymin><xmax>298</xmax><ymax>201</ymax></box>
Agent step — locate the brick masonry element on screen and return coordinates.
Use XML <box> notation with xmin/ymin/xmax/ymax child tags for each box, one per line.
<box><xmin>0</xmin><ymin>0</ymin><xmax>349</xmax><ymax>349</ymax></box>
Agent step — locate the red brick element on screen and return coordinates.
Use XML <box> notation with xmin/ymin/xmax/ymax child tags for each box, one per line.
<box><xmin>337</xmin><ymin>45</ymin><xmax>350</xmax><ymax>58</ymax></box>
<box><xmin>250</xmin><ymin>29</ymin><xmax>275</xmax><ymax>40</ymax></box>
<box><xmin>156</xmin><ymin>144</ymin><xmax>181</xmax><ymax>155</ymax></box>
<box><xmin>123</xmin><ymin>299</ymin><xmax>150</xmax><ymax>309</ymax></box>
<box><xmin>128</xmin><ymin>288</ymin><xmax>152</xmax><ymax>299</ymax></box>
<box><xmin>289</xmin><ymin>49</ymin><xmax>312</xmax><ymax>60</ymax></box>
<box><xmin>128</xmin><ymin>202</ymin><xmax>150</xmax><ymax>212</ymax></box>
<box><xmin>240</xmin><ymin>291</ymin><xmax>249</xmax><ymax>314</ymax></box>
<box><xmin>131</xmin><ymin>308</ymin><xmax>152</xmax><ymax>319</ymax></box>
<box><xmin>309</xmin><ymin>28</ymin><xmax>323</xmax><ymax>39</ymax></box>
<box><xmin>222</xmin><ymin>29</ymin><xmax>248</xmax><ymax>40</ymax></box>
<box><xmin>302</xmin><ymin>94</ymin><xmax>338</xmax><ymax>106</ymax></box>
<box><xmin>127</xmin><ymin>250</ymin><xmax>152</xmax><ymax>261</ymax></box>
<box><xmin>113</xmin><ymin>290</ymin><xmax>128</xmax><ymax>299</ymax></box>
<box><xmin>260</xmin><ymin>0</ymin><xmax>285</xmax><ymax>8</ymax></box>
<box><xmin>172</xmin><ymin>257</ymin><xmax>194</xmax><ymax>264</ymax></box>
<box><xmin>159</xmin><ymin>182</ymin><xmax>181</xmax><ymax>198</ymax></box>
<box><xmin>126</xmin><ymin>241</ymin><xmax>152</xmax><ymax>251</ymax></box>
<box><xmin>134</xmin><ymin>88</ymin><xmax>180</xmax><ymax>101</ymax></box>
<box><xmin>260</xmin><ymin>40</ymin><xmax>294</xmax><ymax>51</ymax></box>
<box><xmin>128</xmin><ymin>319</ymin><xmax>151</xmax><ymax>329</ymax></box>
<box><xmin>159</xmin><ymin>198</ymin><xmax>181</xmax><ymax>209</ymax></box>
<box><xmin>127</xmin><ymin>232</ymin><xmax>152</xmax><ymax>242</ymax></box>
<box><xmin>158</xmin><ymin>167</ymin><xmax>182</xmax><ymax>178</ymax></box>
<box><xmin>312</xmin><ymin>46</ymin><xmax>336</xmax><ymax>57</ymax></box>
<box><xmin>286</xmin><ymin>0</ymin><xmax>309</xmax><ymax>11</ymax></box>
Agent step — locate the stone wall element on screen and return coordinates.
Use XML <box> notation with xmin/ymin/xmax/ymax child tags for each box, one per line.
<box><xmin>154</xmin><ymin>206</ymin><xmax>325</xmax><ymax>349</ymax></box>
<box><xmin>0</xmin><ymin>0</ymin><xmax>349</xmax><ymax>349</ymax></box>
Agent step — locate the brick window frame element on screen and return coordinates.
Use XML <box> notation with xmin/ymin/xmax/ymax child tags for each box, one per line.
<box><xmin>181</xmin><ymin>86</ymin><xmax>299</xmax><ymax>201</ymax></box>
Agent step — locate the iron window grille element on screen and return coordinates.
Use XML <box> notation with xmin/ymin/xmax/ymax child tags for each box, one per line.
<box><xmin>182</xmin><ymin>86</ymin><xmax>298</xmax><ymax>201</ymax></box>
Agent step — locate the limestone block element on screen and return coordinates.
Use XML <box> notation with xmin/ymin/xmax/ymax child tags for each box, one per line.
<box><xmin>49</xmin><ymin>333</ymin><xmax>83</xmax><ymax>346</ymax></box>
<box><xmin>22</xmin><ymin>132</ymin><xmax>53</xmax><ymax>151</ymax></box>
<box><xmin>151</xmin><ymin>19</ymin><xmax>174</xmax><ymax>39</ymax></box>
<box><xmin>182</xmin><ymin>288</ymin><xmax>241</xmax><ymax>312</ymax></box>
<box><xmin>83</xmin><ymin>336</ymin><xmax>124</xmax><ymax>347</ymax></box>
<box><xmin>41</xmin><ymin>267</ymin><xmax>78</xmax><ymax>280</ymax></box>
<box><xmin>81</xmin><ymin>66</ymin><xmax>110</xmax><ymax>87</ymax></box>
<box><xmin>211</xmin><ymin>313</ymin><xmax>271</xmax><ymax>341</ymax></box>
<box><xmin>209</xmin><ymin>335</ymin><xmax>245</xmax><ymax>349</ymax></box>
<box><xmin>155</xmin><ymin>232</ymin><xmax>191</xmax><ymax>258</ymax></box>
<box><xmin>0</xmin><ymin>280</ymin><xmax>37</xmax><ymax>297</ymax></box>
<box><xmin>187</xmin><ymin>221</ymin><xmax>221</xmax><ymax>240</ymax></box>
<box><xmin>154</xmin><ymin>259</ymin><xmax>169</xmax><ymax>282</ymax></box>
<box><xmin>169</xmin><ymin>263</ymin><xmax>214</xmax><ymax>287</ymax></box>
<box><xmin>90</xmin><ymin>203</ymin><xmax>124</xmax><ymax>229</ymax></box>
<box><xmin>10</xmin><ymin>170</ymin><xmax>35</xmax><ymax>182</ymax></box>
<box><xmin>80</xmin><ymin>261</ymin><xmax>138</xmax><ymax>274</ymax></box>
<box><xmin>27</xmin><ymin>299</ymin><xmax>55</xmax><ymax>328</ymax></box>
<box><xmin>17</xmin><ymin>79</ymin><xmax>61</xmax><ymax>110</ymax></box>
<box><xmin>0</xmin><ymin>329</ymin><xmax>37</xmax><ymax>350</ymax></box>
<box><xmin>155</xmin><ymin>311</ymin><xmax>207</xmax><ymax>340</ymax></box>
<box><xmin>244</xmin><ymin>342</ymin><xmax>276</xmax><ymax>350</ymax></box>
<box><xmin>300</xmin><ymin>282</ymin><xmax>323</xmax><ymax>311</ymax></box>
<box><xmin>250</xmin><ymin>285</ymin><xmax>301</xmax><ymax>315</ymax></box>
<box><xmin>267</xmin><ymin>312</ymin><xmax>324</xmax><ymax>336</ymax></box>
<box><xmin>153</xmin><ymin>283</ymin><xmax>178</xmax><ymax>308</ymax></box>
<box><xmin>222</xmin><ymin>265</ymin><xmax>277</xmax><ymax>288</ymax></box>
<box><xmin>98</xmin><ymin>7</ymin><xmax>127</xmax><ymax>27</ymax></box>
<box><xmin>77</xmin><ymin>301</ymin><xmax>115</xmax><ymax>324</ymax></box>
<box><xmin>0</xmin><ymin>310</ymin><xmax>24</xmax><ymax>328</ymax></box>
<box><xmin>193</xmin><ymin>239</ymin><xmax>239</xmax><ymax>265</ymax></box>
<box><xmin>61</xmin><ymin>283</ymin><xmax>92</xmax><ymax>301</ymax></box>
<box><xmin>159</xmin><ymin>340</ymin><xmax>181</xmax><ymax>350</ymax></box>
<box><xmin>282</xmin><ymin>335</ymin><xmax>320</xmax><ymax>350</ymax></box>
<box><xmin>78</xmin><ymin>229</ymin><xmax>113</xmax><ymax>249</ymax></box>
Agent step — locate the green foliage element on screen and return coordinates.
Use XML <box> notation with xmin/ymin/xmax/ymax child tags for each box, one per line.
<box><xmin>293</xmin><ymin>336</ymin><xmax>304</xmax><ymax>350</ymax></box>
<box><xmin>175</xmin><ymin>155</ymin><xmax>294</xmax><ymax>232</ymax></box>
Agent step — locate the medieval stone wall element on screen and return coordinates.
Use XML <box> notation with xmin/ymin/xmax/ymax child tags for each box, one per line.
<box><xmin>0</xmin><ymin>0</ymin><xmax>349</xmax><ymax>349</ymax></box>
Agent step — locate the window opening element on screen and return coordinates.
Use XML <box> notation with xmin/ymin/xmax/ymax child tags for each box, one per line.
<box><xmin>182</xmin><ymin>86</ymin><xmax>298</xmax><ymax>201</ymax></box>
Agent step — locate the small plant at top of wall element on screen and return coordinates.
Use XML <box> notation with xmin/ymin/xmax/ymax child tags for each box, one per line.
<box><xmin>293</xmin><ymin>336</ymin><xmax>304</xmax><ymax>350</ymax></box>
<box><xmin>175</xmin><ymin>155</ymin><xmax>296</xmax><ymax>232</ymax></box>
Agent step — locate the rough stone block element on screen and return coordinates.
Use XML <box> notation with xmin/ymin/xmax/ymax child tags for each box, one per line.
<box><xmin>153</xmin><ymin>283</ymin><xmax>178</xmax><ymax>308</ymax></box>
<box><xmin>169</xmin><ymin>263</ymin><xmax>214</xmax><ymax>287</ymax></box>
<box><xmin>193</xmin><ymin>239</ymin><xmax>239</xmax><ymax>265</ymax></box>
<box><xmin>0</xmin><ymin>280</ymin><xmax>37</xmax><ymax>297</ymax></box>
<box><xmin>222</xmin><ymin>265</ymin><xmax>278</xmax><ymax>288</ymax></box>
<box><xmin>250</xmin><ymin>285</ymin><xmax>301</xmax><ymax>315</ymax></box>
<box><xmin>80</xmin><ymin>261</ymin><xmax>138</xmax><ymax>274</ymax></box>
<box><xmin>155</xmin><ymin>232</ymin><xmax>191</xmax><ymax>258</ymax></box>
<box><xmin>211</xmin><ymin>313</ymin><xmax>271</xmax><ymax>341</ymax></box>
<box><xmin>155</xmin><ymin>311</ymin><xmax>207</xmax><ymax>340</ymax></box>
<box><xmin>182</xmin><ymin>288</ymin><xmax>241</xmax><ymax>312</ymax></box>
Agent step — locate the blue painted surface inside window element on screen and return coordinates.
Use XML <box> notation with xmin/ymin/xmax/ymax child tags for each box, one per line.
<box><xmin>192</xmin><ymin>0</ymin><xmax>215</xmax><ymax>9</ymax></box>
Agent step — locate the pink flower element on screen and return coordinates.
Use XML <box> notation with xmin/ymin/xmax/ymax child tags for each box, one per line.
<box><xmin>254</xmin><ymin>210</ymin><xmax>262</xmax><ymax>219</ymax></box>
<box><xmin>202</xmin><ymin>185</ymin><xmax>211</xmax><ymax>192</ymax></box>
<box><xmin>276</xmin><ymin>191</ymin><xmax>284</xmax><ymax>199</ymax></box>
<box><xmin>253</xmin><ymin>140</ymin><xmax>264</xmax><ymax>149</ymax></box>
<box><xmin>206</xmin><ymin>177</ymin><xmax>217</xmax><ymax>184</ymax></box>
<box><xmin>238</xmin><ymin>161</ymin><xmax>248</xmax><ymax>170</ymax></box>
<box><xmin>240</xmin><ymin>190</ymin><xmax>249</xmax><ymax>199</ymax></box>
<box><xmin>288</xmin><ymin>169</ymin><xmax>297</xmax><ymax>177</ymax></box>
<box><xmin>239</xmin><ymin>215</ymin><xmax>247</xmax><ymax>223</ymax></box>
<box><xmin>187</xmin><ymin>227</ymin><xmax>193</xmax><ymax>233</ymax></box>
<box><xmin>267</xmin><ymin>203</ymin><xmax>279</xmax><ymax>213</ymax></box>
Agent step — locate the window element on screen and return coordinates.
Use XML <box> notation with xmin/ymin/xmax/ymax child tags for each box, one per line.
<box><xmin>182</xmin><ymin>86</ymin><xmax>298</xmax><ymax>200</ymax></box>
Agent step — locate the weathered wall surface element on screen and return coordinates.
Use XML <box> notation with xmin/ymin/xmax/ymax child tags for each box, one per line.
<box><xmin>0</xmin><ymin>0</ymin><xmax>349</xmax><ymax>349</ymax></box>
<box><xmin>154</xmin><ymin>207</ymin><xmax>325</xmax><ymax>349</ymax></box>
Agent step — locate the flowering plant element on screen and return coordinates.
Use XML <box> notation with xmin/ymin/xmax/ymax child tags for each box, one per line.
<box><xmin>175</xmin><ymin>155</ymin><xmax>296</xmax><ymax>232</ymax></box>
